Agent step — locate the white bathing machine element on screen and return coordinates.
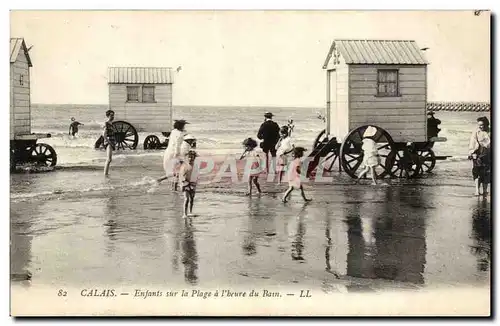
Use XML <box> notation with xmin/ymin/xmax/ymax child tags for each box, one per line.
<box><xmin>309</xmin><ymin>39</ymin><xmax>447</xmax><ymax>179</ymax></box>
<box><xmin>96</xmin><ymin>67</ymin><xmax>175</xmax><ymax>150</ymax></box>
<box><xmin>10</xmin><ymin>37</ymin><xmax>56</xmax><ymax>171</ymax></box>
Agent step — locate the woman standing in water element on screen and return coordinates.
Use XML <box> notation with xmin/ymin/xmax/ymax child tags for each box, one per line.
<box><xmin>468</xmin><ymin>116</ymin><xmax>491</xmax><ymax>197</ymax></box>
<box><xmin>159</xmin><ymin>120</ymin><xmax>189</xmax><ymax>187</ymax></box>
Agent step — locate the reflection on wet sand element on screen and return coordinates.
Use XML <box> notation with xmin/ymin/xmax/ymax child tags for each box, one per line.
<box><xmin>180</xmin><ymin>218</ymin><xmax>198</xmax><ymax>285</ymax></box>
<box><xmin>343</xmin><ymin>186</ymin><xmax>427</xmax><ymax>285</ymax></box>
<box><xmin>291</xmin><ymin>214</ymin><xmax>306</xmax><ymax>261</ymax></box>
<box><xmin>104</xmin><ymin>195</ymin><xmax>119</xmax><ymax>256</ymax></box>
<box><xmin>242</xmin><ymin>198</ymin><xmax>261</xmax><ymax>256</ymax></box>
<box><xmin>10</xmin><ymin>209</ymin><xmax>34</xmax><ymax>284</ymax></box>
<box><xmin>470</xmin><ymin>199</ymin><xmax>491</xmax><ymax>273</ymax></box>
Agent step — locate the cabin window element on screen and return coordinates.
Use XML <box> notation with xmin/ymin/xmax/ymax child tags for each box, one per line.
<box><xmin>377</xmin><ymin>69</ymin><xmax>399</xmax><ymax>97</ymax></box>
<box><xmin>20</xmin><ymin>75</ymin><xmax>24</xmax><ymax>86</ymax></box>
<box><xmin>142</xmin><ymin>86</ymin><xmax>155</xmax><ymax>103</ymax></box>
<box><xmin>127</xmin><ymin>86</ymin><xmax>140</xmax><ymax>102</ymax></box>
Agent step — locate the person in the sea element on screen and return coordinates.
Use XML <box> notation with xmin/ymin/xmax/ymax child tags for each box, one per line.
<box><xmin>355</xmin><ymin>125</ymin><xmax>380</xmax><ymax>185</ymax></box>
<box><xmin>427</xmin><ymin>111</ymin><xmax>442</xmax><ymax>139</ymax></box>
<box><xmin>179</xmin><ymin>150</ymin><xmax>198</xmax><ymax>218</ymax></box>
<box><xmin>468</xmin><ymin>116</ymin><xmax>491</xmax><ymax>196</ymax></box>
<box><xmin>257</xmin><ymin>112</ymin><xmax>280</xmax><ymax>174</ymax></box>
<box><xmin>241</xmin><ymin>137</ymin><xmax>262</xmax><ymax>196</ymax></box>
<box><xmin>282</xmin><ymin>146</ymin><xmax>312</xmax><ymax>203</ymax></box>
<box><xmin>69</xmin><ymin>117</ymin><xmax>84</xmax><ymax>138</ymax></box>
<box><xmin>158</xmin><ymin>119</ymin><xmax>189</xmax><ymax>188</ymax></box>
<box><xmin>102</xmin><ymin>110</ymin><xmax>115</xmax><ymax>177</ymax></box>
<box><xmin>275</xmin><ymin>125</ymin><xmax>294</xmax><ymax>184</ymax></box>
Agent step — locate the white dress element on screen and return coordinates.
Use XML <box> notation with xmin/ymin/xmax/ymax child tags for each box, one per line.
<box><xmin>276</xmin><ymin>137</ymin><xmax>294</xmax><ymax>167</ymax></box>
<box><xmin>163</xmin><ymin>129</ymin><xmax>186</xmax><ymax>176</ymax></box>
<box><xmin>362</xmin><ymin>138</ymin><xmax>380</xmax><ymax>168</ymax></box>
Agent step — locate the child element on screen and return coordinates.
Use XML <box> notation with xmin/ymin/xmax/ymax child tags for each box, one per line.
<box><xmin>241</xmin><ymin>138</ymin><xmax>262</xmax><ymax>196</ymax></box>
<box><xmin>179</xmin><ymin>150</ymin><xmax>198</xmax><ymax>218</ymax></box>
<box><xmin>356</xmin><ymin>126</ymin><xmax>380</xmax><ymax>185</ymax></box>
<box><xmin>102</xmin><ymin>110</ymin><xmax>115</xmax><ymax>177</ymax></box>
<box><xmin>282</xmin><ymin>147</ymin><xmax>312</xmax><ymax>203</ymax></box>
<box><xmin>275</xmin><ymin>125</ymin><xmax>294</xmax><ymax>184</ymax></box>
<box><xmin>69</xmin><ymin>117</ymin><xmax>84</xmax><ymax>138</ymax></box>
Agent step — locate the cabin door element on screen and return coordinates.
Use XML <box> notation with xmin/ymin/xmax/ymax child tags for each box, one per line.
<box><xmin>326</xmin><ymin>69</ymin><xmax>337</xmax><ymax>138</ymax></box>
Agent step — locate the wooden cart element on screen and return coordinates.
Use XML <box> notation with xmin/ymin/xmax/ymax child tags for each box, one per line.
<box><xmin>10</xmin><ymin>38</ymin><xmax>57</xmax><ymax>172</ymax></box>
<box><xmin>307</xmin><ymin>39</ymin><xmax>450</xmax><ymax>179</ymax></box>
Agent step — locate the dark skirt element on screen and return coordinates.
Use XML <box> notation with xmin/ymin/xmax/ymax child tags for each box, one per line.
<box><xmin>472</xmin><ymin>148</ymin><xmax>491</xmax><ymax>183</ymax></box>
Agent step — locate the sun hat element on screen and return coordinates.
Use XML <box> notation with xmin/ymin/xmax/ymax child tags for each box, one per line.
<box><xmin>363</xmin><ymin>126</ymin><xmax>378</xmax><ymax>138</ymax></box>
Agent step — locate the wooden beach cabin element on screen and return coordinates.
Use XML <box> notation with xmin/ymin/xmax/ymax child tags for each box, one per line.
<box><xmin>10</xmin><ymin>38</ymin><xmax>57</xmax><ymax>171</ymax></box>
<box><xmin>108</xmin><ymin>67</ymin><xmax>174</xmax><ymax>132</ymax></box>
<box><xmin>10</xmin><ymin>38</ymin><xmax>33</xmax><ymax>140</ymax></box>
<box><xmin>322</xmin><ymin>39</ymin><xmax>428</xmax><ymax>143</ymax></box>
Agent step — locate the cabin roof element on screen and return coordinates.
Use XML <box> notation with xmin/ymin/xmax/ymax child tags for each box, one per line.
<box><xmin>108</xmin><ymin>67</ymin><xmax>174</xmax><ymax>84</ymax></box>
<box><xmin>323</xmin><ymin>39</ymin><xmax>428</xmax><ymax>68</ymax></box>
<box><xmin>10</xmin><ymin>38</ymin><xmax>32</xmax><ymax>67</ymax></box>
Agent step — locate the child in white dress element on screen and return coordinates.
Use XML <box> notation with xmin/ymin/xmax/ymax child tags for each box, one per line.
<box><xmin>282</xmin><ymin>147</ymin><xmax>312</xmax><ymax>203</ymax></box>
<box><xmin>356</xmin><ymin>126</ymin><xmax>380</xmax><ymax>185</ymax></box>
<box><xmin>275</xmin><ymin>126</ymin><xmax>294</xmax><ymax>184</ymax></box>
<box><xmin>240</xmin><ymin>138</ymin><xmax>262</xmax><ymax>196</ymax></box>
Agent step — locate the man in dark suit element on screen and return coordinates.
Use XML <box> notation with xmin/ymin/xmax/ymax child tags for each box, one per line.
<box><xmin>257</xmin><ymin>112</ymin><xmax>280</xmax><ymax>173</ymax></box>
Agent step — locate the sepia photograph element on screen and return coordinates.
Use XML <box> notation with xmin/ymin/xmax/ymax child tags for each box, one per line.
<box><xmin>9</xmin><ymin>9</ymin><xmax>491</xmax><ymax>316</ymax></box>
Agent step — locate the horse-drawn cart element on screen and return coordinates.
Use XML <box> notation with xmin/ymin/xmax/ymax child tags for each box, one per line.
<box><xmin>307</xmin><ymin>39</ymin><xmax>450</xmax><ymax>180</ymax></box>
<box><xmin>10</xmin><ymin>38</ymin><xmax>58</xmax><ymax>172</ymax></box>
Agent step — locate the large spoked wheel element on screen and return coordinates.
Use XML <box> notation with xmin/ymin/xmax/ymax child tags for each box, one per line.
<box><xmin>31</xmin><ymin>143</ymin><xmax>57</xmax><ymax>167</ymax></box>
<box><xmin>385</xmin><ymin>148</ymin><xmax>422</xmax><ymax>179</ymax></box>
<box><xmin>417</xmin><ymin>149</ymin><xmax>436</xmax><ymax>173</ymax></box>
<box><xmin>144</xmin><ymin>135</ymin><xmax>161</xmax><ymax>150</ymax></box>
<box><xmin>112</xmin><ymin>121</ymin><xmax>138</xmax><ymax>150</ymax></box>
<box><xmin>313</xmin><ymin>129</ymin><xmax>327</xmax><ymax>149</ymax></box>
<box><xmin>339</xmin><ymin>125</ymin><xmax>395</xmax><ymax>179</ymax></box>
<box><xmin>313</xmin><ymin>129</ymin><xmax>340</xmax><ymax>173</ymax></box>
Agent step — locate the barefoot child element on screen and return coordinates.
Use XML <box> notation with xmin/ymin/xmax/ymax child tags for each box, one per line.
<box><xmin>356</xmin><ymin>126</ymin><xmax>380</xmax><ymax>185</ymax></box>
<box><xmin>241</xmin><ymin>138</ymin><xmax>262</xmax><ymax>196</ymax></box>
<box><xmin>179</xmin><ymin>150</ymin><xmax>198</xmax><ymax>218</ymax></box>
<box><xmin>276</xmin><ymin>125</ymin><xmax>294</xmax><ymax>184</ymax></box>
<box><xmin>282</xmin><ymin>147</ymin><xmax>312</xmax><ymax>203</ymax></box>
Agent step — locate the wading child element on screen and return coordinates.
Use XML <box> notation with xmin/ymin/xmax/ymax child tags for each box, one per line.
<box><xmin>241</xmin><ymin>138</ymin><xmax>262</xmax><ymax>196</ymax></box>
<box><xmin>282</xmin><ymin>147</ymin><xmax>312</xmax><ymax>203</ymax></box>
<box><xmin>356</xmin><ymin>126</ymin><xmax>380</xmax><ymax>185</ymax></box>
<box><xmin>276</xmin><ymin>125</ymin><xmax>294</xmax><ymax>185</ymax></box>
<box><xmin>102</xmin><ymin>110</ymin><xmax>115</xmax><ymax>177</ymax></box>
<box><xmin>179</xmin><ymin>150</ymin><xmax>198</xmax><ymax>218</ymax></box>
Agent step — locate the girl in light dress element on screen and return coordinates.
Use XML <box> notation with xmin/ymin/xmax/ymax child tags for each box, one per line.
<box><xmin>158</xmin><ymin>120</ymin><xmax>189</xmax><ymax>187</ymax></box>
<box><xmin>275</xmin><ymin>125</ymin><xmax>295</xmax><ymax>185</ymax></box>
<box><xmin>356</xmin><ymin>126</ymin><xmax>380</xmax><ymax>185</ymax></box>
<box><xmin>282</xmin><ymin>147</ymin><xmax>312</xmax><ymax>203</ymax></box>
<box><xmin>240</xmin><ymin>138</ymin><xmax>262</xmax><ymax>196</ymax></box>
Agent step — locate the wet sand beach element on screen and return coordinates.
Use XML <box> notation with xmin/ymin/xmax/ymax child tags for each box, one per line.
<box><xmin>10</xmin><ymin>158</ymin><xmax>491</xmax><ymax>292</ymax></box>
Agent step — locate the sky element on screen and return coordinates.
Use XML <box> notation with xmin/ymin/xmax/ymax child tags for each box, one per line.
<box><xmin>10</xmin><ymin>10</ymin><xmax>490</xmax><ymax>107</ymax></box>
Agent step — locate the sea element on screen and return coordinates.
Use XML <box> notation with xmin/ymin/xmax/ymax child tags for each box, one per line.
<box><xmin>29</xmin><ymin>104</ymin><xmax>485</xmax><ymax>168</ymax></box>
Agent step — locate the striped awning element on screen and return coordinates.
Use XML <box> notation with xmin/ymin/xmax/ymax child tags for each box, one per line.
<box><xmin>426</xmin><ymin>102</ymin><xmax>490</xmax><ymax>112</ymax></box>
<box><xmin>108</xmin><ymin>67</ymin><xmax>173</xmax><ymax>84</ymax></box>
